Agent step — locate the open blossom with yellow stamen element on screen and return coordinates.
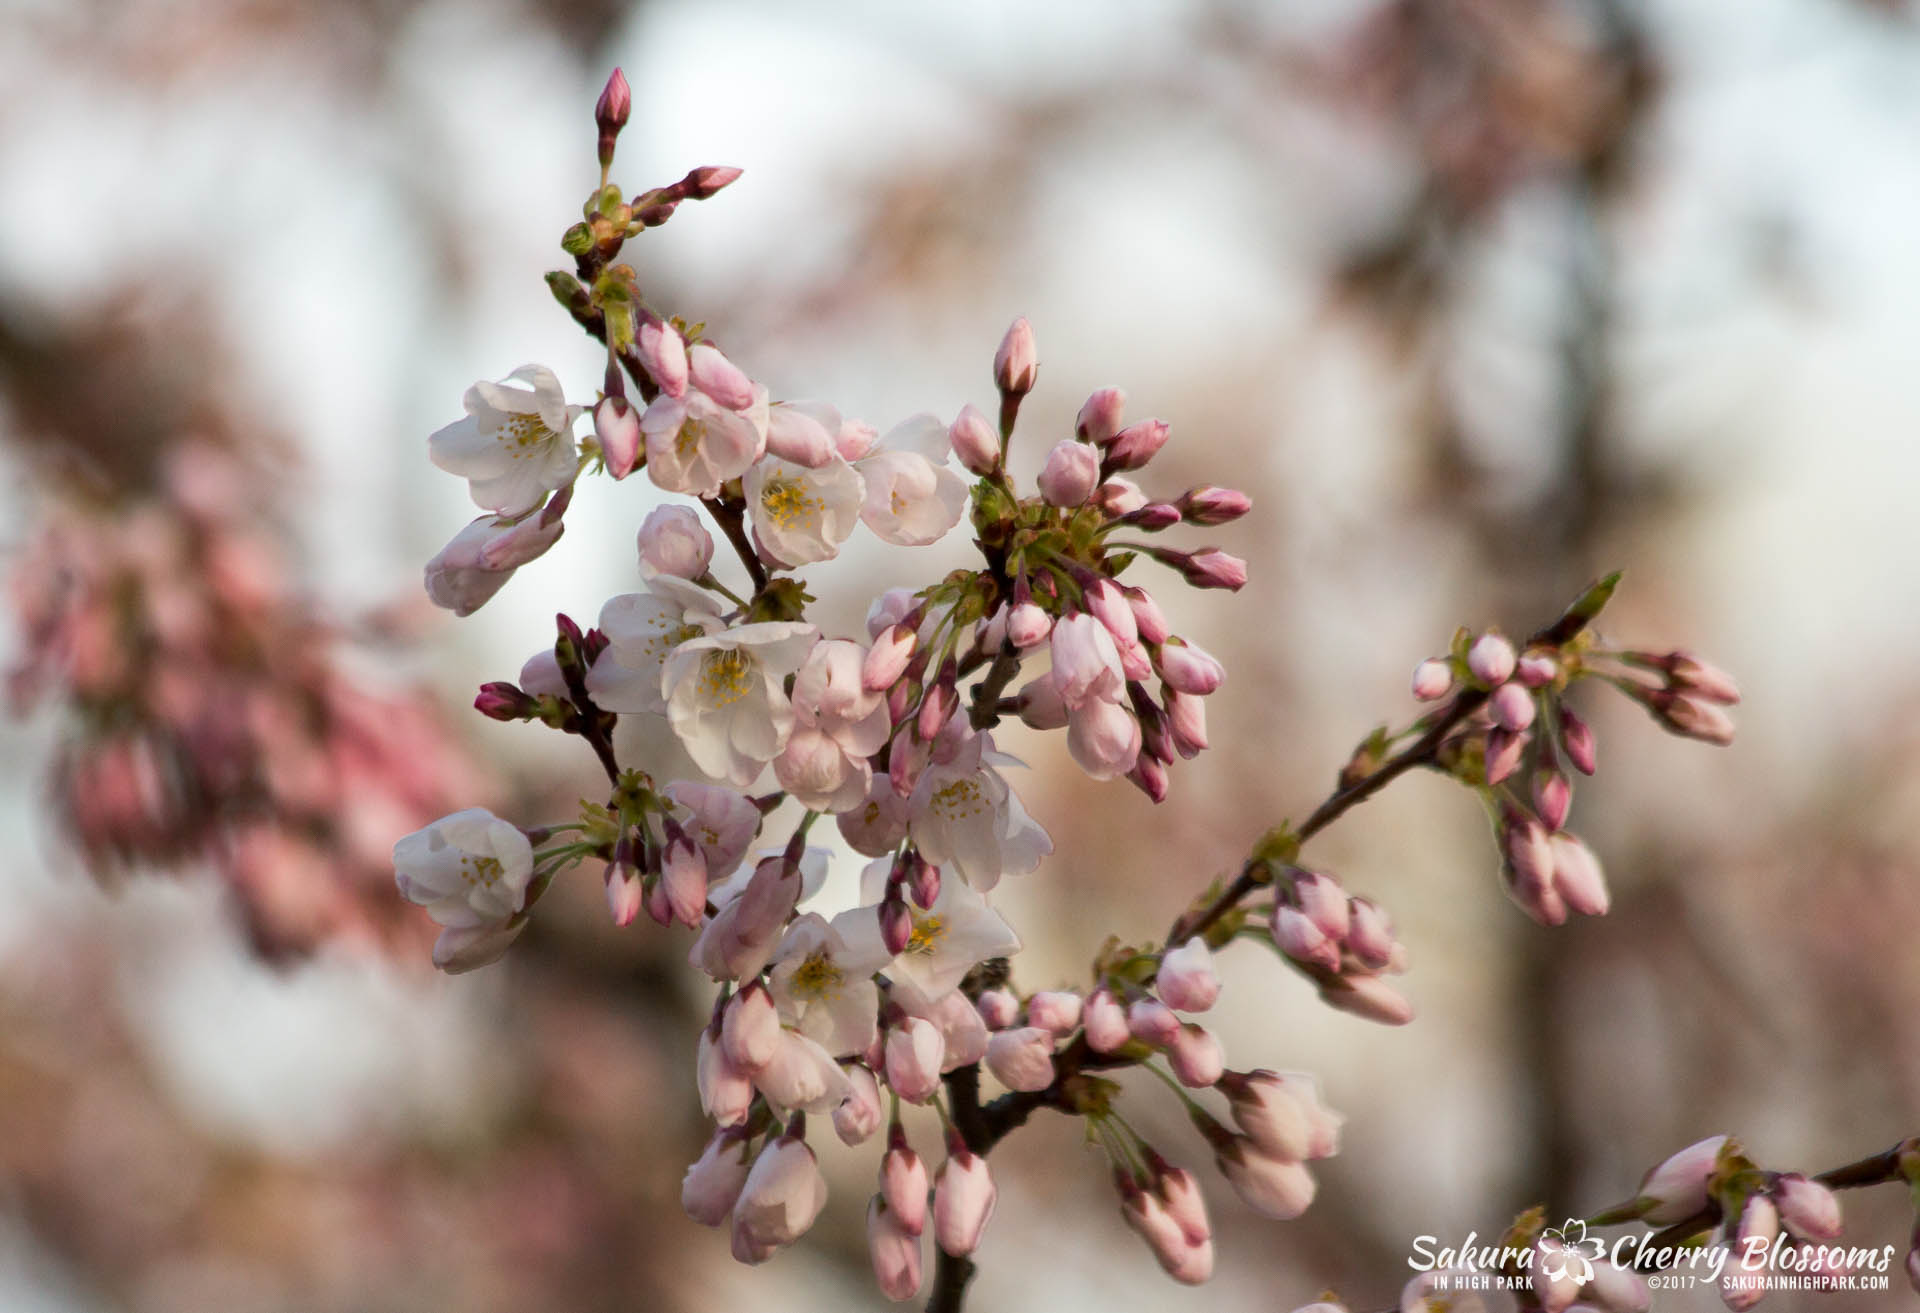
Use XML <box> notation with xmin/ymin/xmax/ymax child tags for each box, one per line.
<box><xmin>393</xmin><ymin>807</ymin><xmax>533</xmax><ymax>929</ymax></box>
<box><xmin>767</xmin><ymin>910</ymin><xmax>892</xmax><ymax>1057</ymax></box>
<box><xmin>744</xmin><ymin>453</ymin><xmax>864</xmax><ymax>567</ymax></box>
<box><xmin>857</xmin><ymin>856</ymin><xmax>1020</xmax><ymax>1006</ymax></box>
<box><xmin>642</xmin><ymin>379</ymin><xmax>769</xmax><ymax>497</ymax></box>
<box><xmin>663</xmin><ymin>622</ymin><xmax>819</xmax><ymax>787</ymax></box>
<box><xmin>584</xmin><ymin>576</ymin><xmax>726</xmax><ymax>716</ymax></box>
<box><xmin>908</xmin><ymin>729</ymin><xmax>1052</xmax><ymax>891</ymax></box>
<box><xmin>428</xmin><ymin>364</ymin><xmax>582</xmax><ymax>516</ymax></box>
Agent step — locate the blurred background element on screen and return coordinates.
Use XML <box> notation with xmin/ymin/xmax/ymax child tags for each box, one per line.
<box><xmin>3</xmin><ymin>0</ymin><xmax>1919</xmax><ymax>1309</ymax></box>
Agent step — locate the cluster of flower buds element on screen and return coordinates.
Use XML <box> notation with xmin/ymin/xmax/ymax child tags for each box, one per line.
<box><xmin>390</xmin><ymin>72</ymin><xmax>1783</xmax><ymax>1305</ymax></box>
<box><xmin>9</xmin><ymin>442</ymin><xmax>487</xmax><ymax>961</ymax></box>
<box><xmin>1267</xmin><ymin>867</ymin><xmax>1414</xmax><ymax>1023</ymax></box>
<box><xmin>1408</xmin><ymin>597</ymin><xmax>1738</xmax><ymax>928</ymax></box>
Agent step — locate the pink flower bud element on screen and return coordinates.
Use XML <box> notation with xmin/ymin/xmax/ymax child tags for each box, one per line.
<box><xmin>1219</xmin><ymin>1070</ymin><xmax>1343</xmax><ymax>1162</ymax></box>
<box><xmin>1067</xmin><ymin>698</ymin><xmax>1142</xmax><ymax>781</ymax></box>
<box><xmin>1533</xmin><ymin>770</ymin><xmax>1572</xmax><ymax>831</ymax></box>
<box><xmin>834</xmin><ymin>1064</ymin><xmax>884</xmax><ymax>1146</ymax></box>
<box><xmin>1668</xmin><ymin>652</ymin><xmax>1740</xmax><ymax>705</ymax></box>
<box><xmin>595</xmin><ymin>395</ymin><xmax>642</xmax><ymax>479</ymax></box>
<box><xmin>474</xmin><ymin>681</ymin><xmax>537</xmax><ymax>720</ymax></box>
<box><xmin>1177</xmin><ymin>548</ymin><xmax>1247</xmax><ymax>592</ymax></box>
<box><xmin>934</xmin><ymin>1142</ymin><xmax>997</xmax><ymax>1257</ymax></box>
<box><xmin>1085</xmin><ymin>578</ymin><xmax>1138</xmax><ymax>646</ymax></box>
<box><xmin>1016</xmin><ymin>675</ymin><xmax>1070</xmax><ymax>731</ymax></box>
<box><xmin>1016</xmin><ymin>989</ymin><xmax>1076</xmax><ymax>1036</ymax></box>
<box><xmin>1165</xmin><ymin>689</ymin><xmax>1208</xmax><ymax>758</ymax></box>
<box><xmin>1096</xmin><ymin>477</ymin><xmax>1147</xmax><ymax>516</ymax></box>
<box><xmin>595</xmin><ymin>67</ymin><xmax>631</xmax><ymax>133</ymax></box>
<box><xmin>721</xmin><ymin>982</ymin><xmax>780</xmax><ymax>1073</ymax></box>
<box><xmin>1107</xmin><ymin>419</ymin><xmax>1171</xmax><ymax>470</ymax></box>
<box><xmin>1051</xmin><ymin>612</ymin><xmax>1123</xmax><ymax>709</ymax></box>
<box><xmin>993</xmin><ymin>317</ymin><xmax>1038</xmax><ymax>396</ymax></box>
<box><xmin>1293</xmin><ymin>871</ymin><xmax>1351</xmax><ymax>942</ymax></box>
<box><xmin>1126</xmin><ymin>587</ymin><xmax>1170</xmax><ymax>644</ymax></box>
<box><xmin>867</xmin><ymin>1195</ymin><xmax>923</xmax><ymax>1300</ymax></box>
<box><xmin>883</xmin><ymin>1127</ymin><xmax>930</xmax><ymax>1234</ymax></box>
<box><xmin>688</xmin><ymin>343</ymin><xmax>755</xmax><ymax>410</ymax></box>
<box><xmin>1638</xmin><ymin>1134</ymin><xmax>1728</xmax><ymax>1224</ymax></box>
<box><xmin>636</xmin><ymin>503</ymin><xmax>714</xmax><ymax>580</ymax></box>
<box><xmin>637</xmin><ymin>318</ymin><xmax>688</xmax><ymax>398</ymax></box>
<box><xmin>1038</xmin><ymin>440</ymin><xmax>1100</xmax><ymax>507</ymax></box>
<box><xmin>732</xmin><ymin>1135</ymin><xmax>829</xmax><ymax>1262</ymax></box>
<box><xmin>659</xmin><ymin>835</ymin><xmax>708</xmax><ymax>927</ymax></box>
<box><xmin>880</xmin><ymin>896</ymin><xmax>913</xmax><ymax>956</ymax></box>
<box><xmin>681</xmin><ymin>1127</ymin><xmax>751</xmax><ymax>1226</ymax></box>
<box><xmin>1128</xmin><ymin>997</ymin><xmax>1181</xmax><ymax>1047</ymax></box>
<box><xmin>1648</xmin><ymin>691</ymin><xmax>1737</xmax><ymax>746</ymax></box>
<box><xmin>1169</xmin><ymin>1023</ymin><xmax>1224</xmax><ymax>1088</ymax></box>
<box><xmin>885</xmin><ymin>1017</ymin><xmax>945</xmax><ymax>1103</ymax></box>
<box><xmin>680</xmin><ymin>165</ymin><xmax>743</xmax><ymax>199</ymax></box>
<box><xmin>864</xmin><ymin>625</ymin><xmax>917</xmax><ymax>692</ymax></box>
<box><xmin>1485</xmin><ymin>726</ymin><xmax>1528</xmax><ymax>785</ymax></box>
<box><xmin>906</xmin><ymin>857</ymin><xmax>940</xmax><ymax>911</ymax></box>
<box><xmin>1155</xmin><ymin>1165</ymin><xmax>1211</xmax><ymax>1248</ymax></box>
<box><xmin>765</xmin><ymin>404</ymin><xmax>835</xmax><ymax>466</ymax></box>
<box><xmin>604</xmin><ymin>867</ymin><xmax>642</xmax><ymax>927</ymax></box>
<box><xmin>1517</xmin><ymin>652</ymin><xmax>1558</xmax><ymax>688</ymax></box>
<box><xmin>985</xmin><ymin>1026</ymin><xmax>1056</xmax><ymax>1092</ymax></box>
<box><xmin>1119</xmin><ymin>1176</ymin><xmax>1212</xmax><ymax>1284</ymax></box>
<box><xmin>1177</xmin><ymin>485</ymin><xmax>1251</xmax><ymax>526</ymax></box>
<box><xmin>1007</xmin><ymin>602</ymin><xmax>1052</xmax><ymax>649</ymax></box>
<box><xmin>1724</xmin><ymin>1193</ymin><xmax>1779</xmax><ymax>1310</ymax></box>
<box><xmin>917</xmin><ymin>676</ymin><xmax>957</xmax><ymax>742</ymax></box>
<box><xmin>1345</xmin><ymin>897</ymin><xmax>1396</xmax><ymax>970</ymax></box>
<box><xmin>1489</xmin><ymin>681</ymin><xmax>1535</xmax><ymax>731</ymax></box>
<box><xmin>975</xmin><ymin>988</ymin><xmax>1019</xmax><ymax>1031</ymax></box>
<box><xmin>1503</xmin><ymin>811</ymin><xmax>1564</xmax><ymax>926</ymax></box>
<box><xmin>1411</xmin><ymin>658</ymin><xmax>1453</xmax><ymax>701</ymax></box>
<box><xmin>1076</xmin><ymin>386</ymin><xmax>1126</xmax><ymax>444</ymax></box>
<box><xmin>1126</xmin><ymin>502</ymin><xmax>1182</xmax><ymax>531</ymax></box>
<box><xmin>1157</xmin><ymin>938</ymin><xmax>1221</xmax><ymax>1013</ymax></box>
<box><xmin>1158</xmin><ymin>639</ymin><xmax>1225</xmax><ymax>696</ymax></box>
<box><xmin>1214</xmin><ymin>1137</ymin><xmax>1317</xmax><ymax>1220</ymax></box>
<box><xmin>1772</xmin><ymin>1173</ymin><xmax>1842</xmax><ymax>1241</ymax></box>
<box><xmin>1560</xmin><ymin>706</ymin><xmax>1598</xmax><ymax>775</ymax></box>
<box><xmin>948</xmin><ymin>403</ymin><xmax>1001</xmax><ymax>475</ymax></box>
<box><xmin>1468</xmin><ymin>633</ymin><xmax>1517</xmax><ymax>686</ymax></box>
<box><xmin>697</xmin><ymin>1029</ymin><xmax>753</xmax><ymax>1126</ymax></box>
<box><xmin>1084</xmin><ymin>987</ymin><xmax>1130</xmax><ymax>1053</ymax></box>
<box><xmin>1318</xmin><ymin>973</ymin><xmax>1415</xmax><ymax>1025</ymax></box>
<box><xmin>1584</xmin><ymin>1260</ymin><xmax>1652</xmax><ymax>1313</ymax></box>
<box><xmin>1273</xmin><ymin>906</ymin><xmax>1340</xmax><ymax>971</ymax></box>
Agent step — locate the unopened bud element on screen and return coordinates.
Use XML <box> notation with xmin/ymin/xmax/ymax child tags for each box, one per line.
<box><xmin>1467</xmin><ymin>633</ymin><xmax>1517</xmax><ymax>686</ymax></box>
<box><xmin>1038</xmin><ymin>440</ymin><xmax>1099</xmax><ymax>507</ymax></box>
<box><xmin>1173</xmin><ymin>549</ymin><xmax>1247</xmax><ymax>592</ymax></box>
<box><xmin>1489</xmin><ymin>681</ymin><xmax>1535</xmax><ymax>731</ymax></box>
<box><xmin>1076</xmin><ymin>386</ymin><xmax>1126</xmax><ymax>444</ymax></box>
<box><xmin>880</xmin><ymin>896</ymin><xmax>913</xmax><ymax>956</ymax></box>
<box><xmin>993</xmin><ymin>317</ymin><xmax>1038</xmax><ymax>396</ymax></box>
<box><xmin>1559</xmin><ymin>706</ymin><xmax>1597</xmax><ymax>774</ymax></box>
<box><xmin>948</xmin><ymin>403</ymin><xmax>1001</xmax><ymax>475</ymax></box>
<box><xmin>474</xmin><ymin>681</ymin><xmax>537</xmax><ymax>720</ymax></box>
<box><xmin>1107</xmin><ymin>419</ymin><xmax>1170</xmax><ymax>471</ymax></box>
<box><xmin>680</xmin><ymin>165</ymin><xmax>744</xmax><ymax>200</ymax></box>
<box><xmin>1411</xmin><ymin>658</ymin><xmax>1453</xmax><ymax>702</ymax></box>
<box><xmin>1176</xmin><ymin>485</ymin><xmax>1251</xmax><ymax>526</ymax></box>
<box><xmin>595</xmin><ymin>395</ymin><xmax>642</xmax><ymax>479</ymax></box>
<box><xmin>595</xmin><ymin>68</ymin><xmax>631</xmax><ymax>167</ymax></box>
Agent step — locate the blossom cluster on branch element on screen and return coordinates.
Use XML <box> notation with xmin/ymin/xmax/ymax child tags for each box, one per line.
<box><xmin>388</xmin><ymin>70</ymin><xmax>1920</xmax><ymax>1312</ymax></box>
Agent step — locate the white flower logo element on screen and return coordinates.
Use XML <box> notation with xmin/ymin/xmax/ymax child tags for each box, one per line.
<box><xmin>1537</xmin><ymin>1219</ymin><xmax>1602</xmax><ymax>1285</ymax></box>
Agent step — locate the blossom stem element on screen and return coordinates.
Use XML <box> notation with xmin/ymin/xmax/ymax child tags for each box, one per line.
<box><xmin>699</xmin><ymin>495</ymin><xmax>771</xmax><ymax>597</ymax></box>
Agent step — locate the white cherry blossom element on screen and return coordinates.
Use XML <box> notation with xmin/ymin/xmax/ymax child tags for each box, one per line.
<box><xmin>744</xmin><ymin>454</ymin><xmax>865</xmax><ymax>567</ymax></box>
<box><xmin>428</xmin><ymin>364</ymin><xmax>581</xmax><ymax>515</ymax></box>
<box><xmin>854</xmin><ymin>414</ymin><xmax>969</xmax><ymax>547</ymax></box>
<box><xmin>908</xmin><ymin>731</ymin><xmax>1052</xmax><ymax>891</ymax></box>
<box><xmin>394</xmin><ymin>807</ymin><xmax>533</xmax><ymax>928</ymax></box>
<box><xmin>643</xmin><ymin>383</ymin><xmax>770</xmax><ymax>497</ymax></box>
<box><xmin>585</xmin><ymin>576</ymin><xmax>726</xmax><ymax>715</ymax></box>
<box><xmin>767</xmin><ymin>911</ymin><xmax>893</xmax><ymax>1057</ymax></box>
<box><xmin>663</xmin><ymin>622</ymin><xmax>819</xmax><ymax>787</ymax></box>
